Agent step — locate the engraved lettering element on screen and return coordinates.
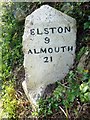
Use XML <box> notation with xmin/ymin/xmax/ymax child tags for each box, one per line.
<box><xmin>58</xmin><ymin>27</ymin><xmax>63</xmax><ymax>33</ymax></box>
<box><xmin>40</xmin><ymin>48</ymin><xmax>47</xmax><ymax>53</ymax></box>
<box><xmin>48</xmin><ymin>48</ymin><xmax>53</xmax><ymax>53</ymax></box>
<box><xmin>65</xmin><ymin>26</ymin><xmax>71</xmax><ymax>33</ymax></box>
<box><xmin>37</xmin><ymin>28</ymin><xmax>43</xmax><ymax>35</ymax></box>
<box><xmin>30</xmin><ymin>29</ymin><xmax>35</xmax><ymax>35</ymax></box>
<box><xmin>49</xmin><ymin>27</ymin><xmax>56</xmax><ymax>34</ymax></box>
<box><xmin>28</xmin><ymin>49</ymin><xmax>33</xmax><ymax>54</ymax></box>
<box><xmin>68</xmin><ymin>46</ymin><xmax>73</xmax><ymax>51</ymax></box>
<box><xmin>34</xmin><ymin>49</ymin><xmax>40</xmax><ymax>54</ymax></box>
<box><xmin>61</xmin><ymin>46</ymin><xmax>66</xmax><ymax>52</ymax></box>
<box><xmin>55</xmin><ymin>47</ymin><xmax>60</xmax><ymax>53</ymax></box>
<box><xmin>45</xmin><ymin>37</ymin><xmax>50</xmax><ymax>44</ymax></box>
<box><xmin>44</xmin><ymin>28</ymin><xmax>49</xmax><ymax>34</ymax></box>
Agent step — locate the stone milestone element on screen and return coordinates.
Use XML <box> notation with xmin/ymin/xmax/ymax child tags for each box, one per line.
<box><xmin>22</xmin><ymin>5</ymin><xmax>76</xmax><ymax>108</ymax></box>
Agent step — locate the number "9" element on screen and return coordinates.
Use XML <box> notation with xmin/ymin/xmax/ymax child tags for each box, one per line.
<box><xmin>44</xmin><ymin>37</ymin><xmax>50</xmax><ymax>44</ymax></box>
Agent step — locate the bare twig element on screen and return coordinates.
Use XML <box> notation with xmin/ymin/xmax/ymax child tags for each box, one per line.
<box><xmin>59</xmin><ymin>106</ymin><xmax>68</xmax><ymax>118</ymax></box>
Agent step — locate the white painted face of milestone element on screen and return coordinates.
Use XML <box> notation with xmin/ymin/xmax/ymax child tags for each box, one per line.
<box><xmin>22</xmin><ymin>5</ymin><xmax>76</xmax><ymax>108</ymax></box>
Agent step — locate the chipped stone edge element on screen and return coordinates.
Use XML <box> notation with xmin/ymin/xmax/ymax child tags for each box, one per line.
<box><xmin>22</xmin><ymin>80</ymin><xmax>38</xmax><ymax>110</ymax></box>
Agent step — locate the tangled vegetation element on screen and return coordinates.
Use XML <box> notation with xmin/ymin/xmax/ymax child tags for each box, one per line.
<box><xmin>37</xmin><ymin>69</ymin><xmax>90</xmax><ymax>119</ymax></box>
<box><xmin>0</xmin><ymin>2</ymin><xmax>90</xmax><ymax>119</ymax></box>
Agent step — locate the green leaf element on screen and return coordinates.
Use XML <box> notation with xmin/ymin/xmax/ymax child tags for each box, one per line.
<box><xmin>80</xmin><ymin>83</ymin><xmax>89</xmax><ymax>93</ymax></box>
<box><xmin>84</xmin><ymin>22</ymin><xmax>90</xmax><ymax>30</ymax></box>
<box><xmin>84</xmin><ymin>92</ymin><xmax>90</xmax><ymax>102</ymax></box>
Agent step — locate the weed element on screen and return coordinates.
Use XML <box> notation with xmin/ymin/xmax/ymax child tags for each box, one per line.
<box><xmin>37</xmin><ymin>69</ymin><xmax>90</xmax><ymax>118</ymax></box>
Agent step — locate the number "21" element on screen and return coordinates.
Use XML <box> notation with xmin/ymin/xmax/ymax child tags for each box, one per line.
<box><xmin>43</xmin><ymin>56</ymin><xmax>53</xmax><ymax>63</ymax></box>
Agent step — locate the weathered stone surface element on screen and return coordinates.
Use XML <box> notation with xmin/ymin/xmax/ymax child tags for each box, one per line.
<box><xmin>22</xmin><ymin>5</ymin><xmax>76</xmax><ymax>108</ymax></box>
